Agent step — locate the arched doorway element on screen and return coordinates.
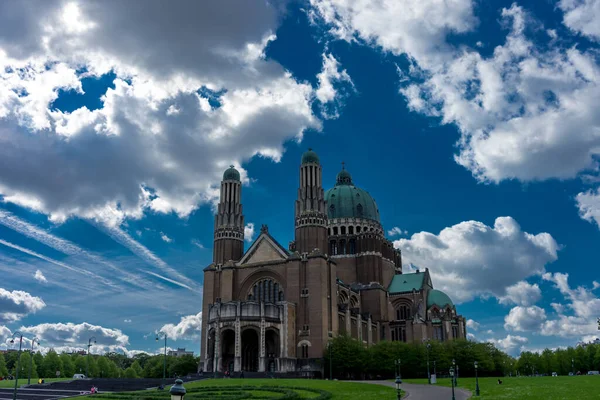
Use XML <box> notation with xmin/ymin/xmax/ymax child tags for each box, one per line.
<box><xmin>265</xmin><ymin>329</ymin><xmax>279</xmax><ymax>372</ymax></box>
<box><xmin>221</xmin><ymin>329</ymin><xmax>235</xmax><ymax>373</ymax></box>
<box><xmin>241</xmin><ymin>329</ymin><xmax>259</xmax><ymax>372</ymax></box>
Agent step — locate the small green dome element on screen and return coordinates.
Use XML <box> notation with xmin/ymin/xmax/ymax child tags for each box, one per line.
<box><xmin>301</xmin><ymin>148</ymin><xmax>320</xmax><ymax>165</ymax></box>
<box><xmin>223</xmin><ymin>165</ymin><xmax>240</xmax><ymax>181</ymax></box>
<box><xmin>324</xmin><ymin>167</ymin><xmax>380</xmax><ymax>222</ymax></box>
<box><xmin>427</xmin><ymin>289</ymin><xmax>454</xmax><ymax>308</ymax></box>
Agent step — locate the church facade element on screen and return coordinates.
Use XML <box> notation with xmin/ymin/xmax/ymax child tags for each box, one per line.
<box><xmin>200</xmin><ymin>149</ymin><xmax>467</xmax><ymax>375</ymax></box>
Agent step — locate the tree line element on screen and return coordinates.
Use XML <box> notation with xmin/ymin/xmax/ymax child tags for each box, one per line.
<box><xmin>0</xmin><ymin>350</ymin><xmax>199</xmax><ymax>379</ymax></box>
<box><xmin>323</xmin><ymin>335</ymin><xmax>516</xmax><ymax>380</ymax></box>
<box><xmin>516</xmin><ymin>344</ymin><xmax>600</xmax><ymax>376</ymax></box>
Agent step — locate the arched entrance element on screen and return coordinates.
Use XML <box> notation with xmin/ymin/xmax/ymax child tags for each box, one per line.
<box><xmin>221</xmin><ymin>329</ymin><xmax>235</xmax><ymax>373</ymax></box>
<box><xmin>265</xmin><ymin>329</ymin><xmax>279</xmax><ymax>372</ymax></box>
<box><xmin>241</xmin><ymin>329</ymin><xmax>259</xmax><ymax>372</ymax></box>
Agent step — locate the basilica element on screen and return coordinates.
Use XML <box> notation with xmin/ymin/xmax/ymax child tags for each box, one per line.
<box><xmin>200</xmin><ymin>149</ymin><xmax>467</xmax><ymax>375</ymax></box>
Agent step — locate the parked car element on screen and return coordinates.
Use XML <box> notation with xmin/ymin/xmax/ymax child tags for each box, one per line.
<box><xmin>587</xmin><ymin>371</ymin><xmax>599</xmax><ymax>375</ymax></box>
<box><xmin>552</xmin><ymin>372</ymin><xmax>558</xmax><ymax>377</ymax></box>
<box><xmin>73</xmin><ymin>374</ymin><xmax>87</xmax><ymax>379</ymax></box>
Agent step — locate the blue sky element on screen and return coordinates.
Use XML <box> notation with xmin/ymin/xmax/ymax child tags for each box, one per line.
<box><xmin>1</xmin><ymin>0</ymin><xmax>600</xmax><ymax>357</ymax></box>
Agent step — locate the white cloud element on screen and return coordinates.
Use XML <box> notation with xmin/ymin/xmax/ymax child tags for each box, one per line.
<box><xmin>467</xmin><ymin>332</ymin><xmax>476</xmax><ymax>340</ymax></box>
<box><xmin>159</xmin><ymin>311</ymin><xmax>202</xmax><ymax>340</ymax></box>
<box><xmin>594</xmin><ymin>281</ymin><xmax>600</xmax><ymax>290</ymax></box>
<box><xmin>539</xmin><ymin>272</ymin><xmax>600</xmax><ymax>339</ymax></box>
<box><xmin>551</xmin><ymin>303</ymin><xmax>565</xmax><ymax>314</ymax></box>
<box><xmin>19</xmin><ymin>321</ymin><xmax>129</xmax><ymax>347</ymax></box>
<box><xmin>466</xmin><ymin>319</ymin><xmax>480</xmax><ymax>331</ymax></box>
<box><xmin>315</xmin><ymin>53</ymin><xmax>354</xmax><ymax>119</ymax></box>
<box><xmin>504</xmin><ymin>306</ymin><xmax>547</xmax><ymax>332</ymax></box>
<box><xmin>124</xmin><ymin>319</ymin><xmax>132</xmax><ymax>323</ymax></box>
<box><xmin>34</xmin><ymin>269</ymin><xmax>47</xmax><ymax>283</ymax></box>
<box><xmin>498</xmin><ymin>281</ymin><xmax>542</xmax><ymax>307</ymax></box>
<box><xmin>489</xmin><ymin>334</ymin><xmax>529</xmax><ymax>354</ymax></box>
<box><xmin>160</xmin><ymin>232</ymin><xmax>173</xmax><ymax>243</ymax></box>
<box><xmin>388</xmin><ymin>227</ymin><xmax>408</xmax><ymax>237</ymax></box>
<box><xmin>394</xmin><ymin>216</ymin><xmax>558</xmax><ymax>303</ymax></box>
<box><xmin>559</xmin><ymin>0</ymin><xmax>600</xmax><ymax>41</ymax></box>
<box><xmin>0</xmin><ymin>1</ymin><xmax>337</xmax><ymax>227</ymax></box>
<box><xmin>576</xmin><ymin>188</ymin><xmax>600</xmax><ymax>228</ymax></box>
<box><xmin>0</xmin><ymin>287</ymin><xmax>46</xmax><ymax>323</ymax></box>
<box><xmin>244</xmin><ymin>222</ymin><xmax>255</xmax><ymax>243</ymax></box>
<box><xmin>192</xmin><ymin>240</ymin><xmax>205</xmax><ymax>249</ymax></box>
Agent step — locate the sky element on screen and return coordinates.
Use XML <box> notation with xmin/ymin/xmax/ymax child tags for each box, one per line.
<box><xmin>1</xmin><ymin>0</ymin><xmax>600</xmax><ymax>357</ymax></box>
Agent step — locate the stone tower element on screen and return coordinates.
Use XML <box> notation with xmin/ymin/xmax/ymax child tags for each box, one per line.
<box><xmin>294</xmin><ymin>149</ymin><xmax>328</xmax><ymax>253</ymax></box>
<box><xmin>213</xmin><ymin>165</ymin><xmax>245</xmax><ymax>264</ymax></box>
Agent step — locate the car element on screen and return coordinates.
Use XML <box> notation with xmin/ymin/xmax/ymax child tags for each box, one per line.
<box><xmin>552</xmin><ymin>372</ymin><xmax>558</xmax><ymax>377</ymax></box>
<box><xmin>568</xmin><ymin>372</ymin><xmax>574</xmax><ymax>376</ymax></box>
<box><xmin>72</xmin><ymin>374</ymin><xmax>87</xmax><ymax>379</ymax></box>
<box><xmin>587</xmin><ymin>371</ymin><xmax>599</xmax><ymax>375</ymax></box>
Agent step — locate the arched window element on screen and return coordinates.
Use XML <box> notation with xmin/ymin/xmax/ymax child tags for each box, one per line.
<box><xmin>340</xmin><ymin>239</ymin><xmax>346</xmax><ymax>255</ymax></box>
<box><xmin>250</xmin><ymin>279</ymin><xmax>284</xmax><ymax>303</ymax></box>
<box><xmin>396</xmin><ymin>304</ymin><xmax>411</xmax><ymax>320</ymax></box>
<box><xmin>349</xmin><ymin>239</ymin><xmax>356</xmax><ymax>254</ymax></box>
<box><xmin>330</xmin><ymin>240</ymin><xmax>338</xmax><ymax>255</ymax></box>
<box><xmin>301</xmin><ymin>344</ymin><xmax>309</xmax><ymax>359</ymax></box>
<box><xmin>348</xmin><ymin>226</ymin><xmax>354</xmax><ymax>235</ymax></box>
<box><xmin>341</xmin><ymin>226</ymin><xmax>346</xmax><ymax>235</ymax></box>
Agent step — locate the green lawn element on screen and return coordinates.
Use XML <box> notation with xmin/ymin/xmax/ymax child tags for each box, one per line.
<box><xmin>403</xmin><ymin>376</ymin><xmax>600</xmax><ymax>399</ymax></box>
<box><xmin>0</xmin><ymin>378</ymin><xmax>71</xmax><ymax>388</ymax></box>
<box><xmin>93</xmin><ymin>378</ymin><xmax>396</xmax><ymax>400</ymax></box>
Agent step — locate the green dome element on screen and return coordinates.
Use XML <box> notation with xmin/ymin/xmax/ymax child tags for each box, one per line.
<box><xmin>324</xmin><ymin>168</ymin><xmax>380</xmax><ymax>222</ymax></box>
<box><xmin>223</xmin><ymin>165</ymin><xmax>240</xmax><ymax>181</ymax></box>
<box><xmin>301</xmin><ymin>148</ymin><xmax>320</xmax><ymax>165</ymax></box>
<box><xmin>427</xmin><ymin>289</ymin><xmax>454</xmax><ymax>308</ymax></box>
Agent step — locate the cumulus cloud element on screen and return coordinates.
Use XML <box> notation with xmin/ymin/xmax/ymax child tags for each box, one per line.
<box><xmin>394</xmin><ymin>216</ymin><xmax>559</xmax><ymax>303</ymax></box>
<box><xmin>466</xmin><ymin>319</ymin><xmax>480</xmax><ymax>331</ymax></box>
<box><xmin>19</xmin><ymin>321</ymin><xmax>129</xmax><ymax>347</ymax></box>
<box><xmin>387</xmin><ymin>227</ymin><xmax>408</xmax><ymax>237</ymax></box>
<box><xmin>160</xmin><ymin>232</ymin><xmax>173</xmax><ymax>243</ymax></box>
<box><xmin>559</xmin><ymin>0</ymin><xmax>600</xmax><ymax>41</ymax></box>
<box><xmin>576</xmin><ymin>188</ymin><xmax>600</xmax><ymax>228</ymax></box>
<box><xmin>0</xmin><ymin>0</ymin><xmax>344</xmax><ymax>226</ymax></box>
<box><xmin>315</xmin><ymin>53</ymin><xmax>354</xmax><ymax>119</ymax></box>
<box><xmin>244</xmin><ymin>223</ymin><xmax>256</xmax><ymax>243</ymax></box>
<box><xmin>159</xmin><ymin>311</ymin><xmax>202</xmax><ymax>340</ymax></box>
<box><xmin>504</xmin><ymin>306</ymin><xmax>547</xmax><ymax>332</ymax></box>
<box><xmin>489</xmin><ymin>334</ymin><xmax>529</xmax><ymax>354</ymax></box>
<box><xmin>0</xmin><ymin>287</ymin><xmax>46</xmax><ymax>323</ymax></box>
<box><xmin>34</xmin><ymin>269</ymin><xmax>48</xmax><ymax>283</ymax></box>
<box><xmin>498</xmin><ymin>281</ymin><xmax>542</xmax><ymax>307</ymax></box>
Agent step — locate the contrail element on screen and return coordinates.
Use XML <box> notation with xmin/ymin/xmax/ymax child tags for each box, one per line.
<box><xmin>0</xmin><ymin>210</ymin><xmax>159</xmax><ymax>290</ymax></box>
<box><xmin>0</xmin><ymin>239</ymin><xmax>120</xmax><ymax>290</ymax></box>
<box><xmin>93</xmin><ymin>222</ymin><xmax>197</xmax><ymax>290</ymax></box>
<box><xmin>142</xmin><ymin>270</ymin><xmax>194</xmax><ymax>291</ymax></box>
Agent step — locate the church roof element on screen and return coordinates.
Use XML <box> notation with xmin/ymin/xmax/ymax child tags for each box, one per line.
<box><xmin>301</xmin><ymin>148</ymin><xmax>320</xmax><ymax>165</ymax></box>
<box><xmin>427</xmin><ymin>289</ymin><xmax>454</xmax><ymax>308</ymax></box>
<box><xmin>388</xmin><ymin>271</ymin><xmax>426</xmax><ymax>293</ymax></box>
<box><xmin>223</xmin><ymin>165</ymin><xmax>240</xmax><ymax>181</ymax></box>
<box><xmin>324</xmin><ymin>166</ymin><xmax>380</xmax><ymax>222</ymax></box>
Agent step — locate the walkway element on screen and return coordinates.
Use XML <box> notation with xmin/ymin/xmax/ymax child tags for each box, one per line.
<box><xmin>353</xmin><ymin>380</ymin><xmax>471</xmax><ymax>400</ymax></box>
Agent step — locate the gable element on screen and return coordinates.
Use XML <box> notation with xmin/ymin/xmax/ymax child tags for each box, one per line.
<box><xmin>388</xmin><ymin>272</ymin><xmax>425</xmax><ymax>294</ymax></box>
<box><xmin>239</xmin><ymin>233</ymin><xmax>288</xmax><ymax>265</ymax></box>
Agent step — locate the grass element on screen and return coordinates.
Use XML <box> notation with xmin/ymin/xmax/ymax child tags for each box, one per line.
<box><xmin>0</xmin><ymin>377</ymin><xmax>71</xmax><ymax>388</ymax></box>
<box><xmin>403</xmin><ymin>375</ymin><xmax>600</xmax><ymax>399</ymax></box>
<box><xmin>93</xmin><ymin>379</ymin><xmax>396</xmax><ymax>400</ymax></box>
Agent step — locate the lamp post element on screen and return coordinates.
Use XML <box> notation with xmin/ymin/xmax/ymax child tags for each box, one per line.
<box><xmin>156</xmin><ymin>333</ymin><xmax>167</xmax><ymax>387</ymax></box>
<box><xmin>28</xmin><ymin>337</ymin><xmax>40</xmax><ymax>385</ymax></box>
<box><xmin>394</xmin><ymin>376</ymin><xmax>402</xmax><ymax>400</ymax></box>
<box><xmin>474</xmin><ymin>361</ymin><xmax>480</xmax><ymax>396</ymax></box>
<box><xmin>571</xmin><ymin>358</ymin><xmax>575</xmax><ymax>376</ymax></box>
<box><xmin>10</xmin><ymin>332</ymin><xmax>24</xmax><ymax>400</ymax></box>
<box><xmin>169</xmin><ymin>379</ymin><xmax>186</xmax><ymax>400</ymax></box>
<box><xmin>86</xmin><ymin>336</ymin><xmax>96</xmax><ymax>378</ymax></box>
<box><xmin>433</xmin><ymin>360</ymin><xmax>436</xmax><ymax>376</ymax></box>
<box><xmin>395</xmin><ymin>359</ymin><xmax>402</xmax><ymax>379</ymax></box>
<box><xmin>449</xmin><ymin>366</ymin><xmax>456</xmax><ymax>400</ymax></box>
<box><xmin>452</xmin><ymin>359</ymin><xmax>458</xmax><ymax>387</ymax></box>
<box><xmin>426</xmin><ymin>342</ymin><xmax>431</xmax><ymax>384</ymax></box>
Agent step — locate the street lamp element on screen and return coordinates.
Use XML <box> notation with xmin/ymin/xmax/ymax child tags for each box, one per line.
<box><xmin>156</xmin><ymin>333</ymin><xmax>167</xmax><ymax>387</ymax></box>
<box><xmin>394</xmin><ymin>376</ymin><xmax>402</xmax><ymax>400</ymax></box>
<box><xmin>10</xmin><ymin>332</ymin><xmax>24</xmax><ymax>400</ymax></box>
<box><xmin>449</xmin><ymin>366</ymin><xmax>456</xmax><ymax>400</ymax></box>
<box><xmin>86</xmin><ymin>337</ymin><xmax>96</xmax><ymax>378</ymax></box>
<box><xmin>395</xmin><ymin>359</ymin><xmax>402</xmax><ymax>379</ymax></box>
<box><xmin>426</xmin><ymin>342</ymin><xmax>431</xmax><ymax>384</ymax></box>
<box><xmin>474</xmin><ymin>361</ymin><xmax>480</xmax><ymax>396</ymax></box>
<box><xmin>169</xmin><ymin>379</ymin><xmax>186</xmax><ymax>400</ymax></box>
<box><xmin>28</xmin><ymin>337</ymin><xmax>40</xmax><ymax>385</ymax></box>
<box><xmin>452</xmin><ymin>359</ymin><xmax>458</xmax><ymax>387</ymax></box>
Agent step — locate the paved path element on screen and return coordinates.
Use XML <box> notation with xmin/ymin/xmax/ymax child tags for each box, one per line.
<box><xmin>352</xmin><ymin>380</ymin><xmax>471</xmax><ymax>400</ymax></box>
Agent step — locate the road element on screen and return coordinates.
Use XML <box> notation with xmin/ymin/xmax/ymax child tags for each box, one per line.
<box><xmin>353</xmin><ymin>380</ymin><xmax>471</xmax><ymax>400</ymax></box>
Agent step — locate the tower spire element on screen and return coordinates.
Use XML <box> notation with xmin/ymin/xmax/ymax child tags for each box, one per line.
<box><xmin>213</xmin><ymin>166</ymin><xmax>244</xmax><ymax>264</ymax></box>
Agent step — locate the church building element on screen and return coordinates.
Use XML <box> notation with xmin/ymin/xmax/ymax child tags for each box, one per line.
<box><xmin>200</xmin><ymin>149</ymin><xmax>467</xmax><ymax>375</ymax></box>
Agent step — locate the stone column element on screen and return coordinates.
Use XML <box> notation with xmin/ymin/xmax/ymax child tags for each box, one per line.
<box><xmin>367</xmin><ymin>317</ymin><xmax>373</xmax><ymax>346</ymax></box>
<box><xmin>234</xmin><ymin>316</ymin><xmax>241</xmax><ymax>372</ymax></box>
<box><xmin>259</xmin><ymin>316</ymin><xmax>266</xmax><ymax>372</ymax></box>
<box><xmin>214</xmin><ymin>324</ymin><xmax>221</xmax><ymax>373</ymax></box>
<box><xmin>345</xmin><ymin>308</ymin><xmax>351</xmax><ymax>334</ymax></box>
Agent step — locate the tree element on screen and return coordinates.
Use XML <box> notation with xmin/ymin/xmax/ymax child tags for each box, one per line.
<box><xmin>169</xmin><ymin>355</ymin><xmax>198</xmax><ymax>377</ymax></box>
<box><xmin>15</xmin><ymin>352</ymin><xmax>38</xmax><ymax>379</ymax></box>
<box><xmin>124</xmin><ymin>367</ymin><xmax>138</xmax><ymax>378</ymax></box>
<box><xmin>131</xmin><ymin>360</ymin><xmax>143</xmax><ymax>377</ymax></box>
<box><xmin>74</xmin><ymin>356</ymin><xmax>87</xmax><ymax>375</ymax></box>
<box><xmin>59</xmin><ymin>353</ymin><xmax>75</xmax><ymax>378</ymax></box>
<box><xmin>0</xmin><ymin>353</ymin><xmax>8</xmax><ymax>377</ymax></box>
<box><xmin>33</xmin><ymin>352</ymin><xmax>44</xmax><ymax>378</ymax></box>
<box><xmin>42</xmin><ymin>350</ymin><xmax>63</xmax><ymax>378</ymax></box>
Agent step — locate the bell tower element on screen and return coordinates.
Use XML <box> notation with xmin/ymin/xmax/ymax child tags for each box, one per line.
<box><xmin>213</xmin><ymin>166</ymin><xmax>245</xmax><ymax>264</ymax></box>
<box><xmin>294</xmin><ymin>149</ymin><xmax>328</xmax><ymax>253</ymax></box>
